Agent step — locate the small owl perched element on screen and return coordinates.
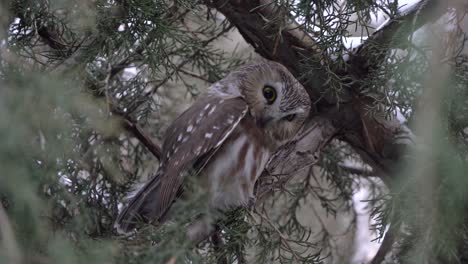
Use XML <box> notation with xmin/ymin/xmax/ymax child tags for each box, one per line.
<box><xmin>115</xmin><ymin>61</ymin><xmax>311</xmax><ymax>241</ymax></box>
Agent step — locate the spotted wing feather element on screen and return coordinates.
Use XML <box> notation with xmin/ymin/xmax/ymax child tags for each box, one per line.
<box><xmin>114</xmin><ymin>94</ymin><xmax>248</xmax><ymax>233</ymax></box>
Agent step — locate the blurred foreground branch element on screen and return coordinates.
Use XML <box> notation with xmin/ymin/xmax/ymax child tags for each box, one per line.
<box><xmin>0</xmin><ymin>203</ymin><xmax>21</xmax><ymax>264</ymax></box>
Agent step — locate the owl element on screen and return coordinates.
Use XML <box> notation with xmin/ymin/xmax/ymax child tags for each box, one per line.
<box><xmin>115</xmin><ymin>61</ymin><xmax>311</xmax><ymax>241</ymax></box>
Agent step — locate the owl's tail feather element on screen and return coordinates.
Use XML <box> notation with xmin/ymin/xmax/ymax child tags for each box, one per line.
<box><xmin>114</xmin><ymin>172</ymin><xmax>163</xmax><ymax>234</ymax></box>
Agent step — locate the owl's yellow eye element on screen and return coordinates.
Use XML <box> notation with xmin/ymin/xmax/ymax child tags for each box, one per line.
<box><xmin>262</xmin><ymin>86</ymin><xmax>277</xmax><ymax>104</ymax></box>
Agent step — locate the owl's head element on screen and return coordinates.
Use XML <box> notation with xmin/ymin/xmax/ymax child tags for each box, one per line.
<box><xmin>214</xmin><ymin>61</ymin><xmax>311</xmax><ymax>145</ymax></box>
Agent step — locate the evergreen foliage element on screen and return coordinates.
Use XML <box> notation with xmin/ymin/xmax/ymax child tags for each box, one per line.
<box><xmin>0</xmin><ymin>0</ymin><xmax>467</xmax><ymax>263</ymax></box>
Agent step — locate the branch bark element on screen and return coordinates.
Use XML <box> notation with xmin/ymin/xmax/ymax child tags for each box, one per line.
<box><xmin>26</xmin><ymin>0</ymin><xmax>453</xmax><ymax>258</ymax></box>
<box><xmin>206</xmin><ymin>1</ymin><xmax>448</xmax><ymax>262</ymax></box>
<box><xmin>256</xmin><ymin>114</ymin><xmax>340</xmax><ymax>203</ymax></box>
<box><xmin>206</xmin><ymin>0</ymin><xmax>446</xmax><ymax>182</ymax></box>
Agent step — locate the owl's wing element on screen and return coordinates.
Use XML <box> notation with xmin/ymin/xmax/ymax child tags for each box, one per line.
<box><xmin>115</xmin><ymin>94</ymin><xmax>248</xmax><ymax>233</ymax></box>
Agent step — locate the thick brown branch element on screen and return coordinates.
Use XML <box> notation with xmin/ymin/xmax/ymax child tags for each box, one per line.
<box><xmin>208</xmin><ymin>0</ymin><xmax>445</xmax><ymax>182</ymax></box>
<box><xmin>206</xmin><ymin>0</ymin><xmax>329</xmax><ymax>104</ymax></box>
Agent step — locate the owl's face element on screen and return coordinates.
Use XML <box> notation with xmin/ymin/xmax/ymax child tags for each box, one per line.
<box><xmin>216</xmin><ymin>61</ymin><xmax>311</xmax><ymax>145</ymax></box>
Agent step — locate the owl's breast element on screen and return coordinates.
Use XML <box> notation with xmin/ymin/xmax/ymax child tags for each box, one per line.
<box><xmin>203</xmin><ymin>116</ymin><xmax>272</xmax><ymax>210</ymax></box>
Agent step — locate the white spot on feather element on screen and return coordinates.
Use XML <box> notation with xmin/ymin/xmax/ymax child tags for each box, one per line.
<box><xmin>205</xmin><ymin>133</ymin><xmax>213</xmax><ymax>138</ymax></box>
<box><xmin>204</xmin><ymin>104</ymin><xmax>211</xmax><ymax>110</ymax></box>
<box><xmin>214</xmin><ymin>108</ymin><xmax>247</xmax><ymax>148</ymax></box>
<box><xmin>208</xmin><ymin>105</ymin><xmax>217</xmax><ymax>115</ymax></box>
<box><xmin>187</xmin><ymin>125</ymin><xmax>193</xmax><ymax>132</ymax></box>
<box><xmin>182</xmin><ymin>136</ymin><xmax>188</xmax><ymax>143</ymax></box>
<box><xmin>195</xmin><ymin>146</ymin><xmax>202</xmax><ymax>155</ymax></box>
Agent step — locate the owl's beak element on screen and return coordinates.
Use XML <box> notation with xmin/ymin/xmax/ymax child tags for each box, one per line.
<box><xmin>257</xmin><ymin>116</ymin><xmax>273</xmax><ymax>128</ymax></box>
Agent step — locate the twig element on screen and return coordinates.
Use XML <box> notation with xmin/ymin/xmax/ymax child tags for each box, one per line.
<box><xmin>138</xmin><ymin>24</ymin><xmax>235</xmax><ymax>99</ymax></box>
<box><xmin>122</xmin><ymin>119</ymin><xmax>162</xmax><ymax>161</ymax></box>
<box><xmin>371</xmin><ymin>223</ymin><xmax>400</xmax><ymax>264</ymax></box>
<box><xmin>349</xmin><ymin>0</ymin><xmax>448</xmax><ymax>79</ymax></box>
<box><xmin>108</xmin><ymin>9</ymin><xmax>192</xmax><ymax>79</ymax></box>
<box><xmin>255</xmin><ymin>115</ymin><xmax>339</xmax><ymax>203</ymax></box>
<box><xmin>252</xmin><ymin>210</ymin><xmax>302</xmax><ymax>262</ymax></box>
<box><xmin>179</xmin><ymin>69</ymin><xmax>212</xmax><ymax>83</ymax></box>
<box><xmin>339</xmin><ymin>163</ymin><xmax>374</xmax><ymax>177</ymax></box>
<box><xmin>211</xmin><ymin>225</ymin><xmax>228</xmax><ymax>264</ymax></box>
<box><xmin>207</xmin><ymin>0</ymin><xmax>445</xmax><ymax>180</ymax></box>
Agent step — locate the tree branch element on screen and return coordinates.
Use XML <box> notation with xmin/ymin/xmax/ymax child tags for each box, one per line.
<box><xmin>371</xmin><ymin>224</ymin><xmax>399</xmax><ymax>264</ymax></box>
<box><xmin>256</xmin><ymin>114</ymin><xmax>340</xmax><ymax>203</ymax></box>
<box><xmin>204</xmin><ymin>4</ymin><xmax>448</xmax><ymax>258</ymax></box>
<box><xmin>121</xmin><ymin>119</ymin><xmax>162</xmax><ymax>161</ymax></box>
<box><xmin>339</xmin><ymin>163</ymin><xmax>374</xmax><ymax>177</ymax></box>
<box><xmin>207</xmin><ymin>0</ymin><xmax>446</xmax><ymax>183</ymax></box>
<box><xmin>347</xmin><ymin>0</ymin><xmax>449</xmax><ymax>83</ymax></box>
<box><xmin>43</xmin><ymin>6</ymin><xmax>232</xmax><ymax>164</ymax></box>
<box><xmin>206</xmin><ymin>0</ymin><xmax>329</xmax><ymax>104</ymax></box>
